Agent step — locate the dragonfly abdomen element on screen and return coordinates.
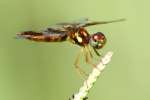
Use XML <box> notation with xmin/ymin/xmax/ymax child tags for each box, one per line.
<box><xmin>17</xmin><ymin>31</ymin><xmax>67</xmax><ymax>42</ymax></box>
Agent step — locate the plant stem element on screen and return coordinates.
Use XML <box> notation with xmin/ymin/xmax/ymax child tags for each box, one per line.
<box><xmin>70</xmin><ymin>51</ymin><xmax>113</xmax><ymax>100</ymax></box>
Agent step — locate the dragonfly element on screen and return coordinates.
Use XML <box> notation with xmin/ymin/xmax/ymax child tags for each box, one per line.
<box><xmin>17</xmin><ymin>18</ymin><xmax>125</xmax><ymax>76</ymax></box>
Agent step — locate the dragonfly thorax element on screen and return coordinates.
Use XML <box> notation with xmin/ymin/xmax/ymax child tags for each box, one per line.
<box><xmin>68</xmin><ymin>27</ymin><xmax>90</xmax><ymax>47</ymax></box>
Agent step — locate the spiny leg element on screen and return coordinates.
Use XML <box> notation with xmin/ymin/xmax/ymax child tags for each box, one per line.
<box><xmin>86</xmin><ymin>45</ymin><xmax>93</xmax><ymax>59</ymax></box>
<box><xmin>74</xmin><ymin>48</ymin><xmax>88</xmax><ymax>78</ymax></box>
<box><xmin>93</xmin><ymin>47</ymin><xmax>101</xmax><ymax>56</ymax></box>
<box><xmin>84</xmin><ymin>46</ymin><xmax>96</xmax><ymax>68</ymax></box>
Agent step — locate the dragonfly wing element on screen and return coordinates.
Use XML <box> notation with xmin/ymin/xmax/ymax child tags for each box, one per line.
<box><xmin>82</xmin><ymin>18</ymin><xmax>126</xmax><ymax>27</ymax></box>
<box><xmin>42</xmin><ymin>25</ymin><xmax>67</xmax><ymax>35</ymax></box>
<box><xmin>57</xmin><ymin>18</ymin><xmax>125</xmax><ymax>27</ymax></box>
<box><xmin>55</xmin><ymin>18</ymin><xmax>125</xmax><ymax>28</ymax></box>
<box><xmin>56</xmin><ymin>18</ymin><xmax>89</xmax><ymax>28</ymax></box>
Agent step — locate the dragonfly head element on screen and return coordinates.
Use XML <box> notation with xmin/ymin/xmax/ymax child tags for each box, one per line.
<box><xmin>89</xmin><ymin>32</ymin><xmax>106</xmax><ymax>49</ymax></box>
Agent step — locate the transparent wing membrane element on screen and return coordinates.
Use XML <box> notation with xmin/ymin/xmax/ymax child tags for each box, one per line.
<box><xmin>82</xmin><ymin>18</ymin><xmax>126</xmax><ymax>27</ymax></box>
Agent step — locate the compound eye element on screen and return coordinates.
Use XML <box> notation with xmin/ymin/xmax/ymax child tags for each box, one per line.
<box><xmin>89</xmin><ymin>38</ymin><xmax>99</xmax><ymax>48</ymax></box>
<box><xmin>89</xmin><ymin>32</ymin><xmax>106</xmax><ymax>49</ymax></box>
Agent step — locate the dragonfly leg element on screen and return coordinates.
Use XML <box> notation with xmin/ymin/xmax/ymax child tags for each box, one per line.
<box><xmin>84</xmin><ymin>46</ymin><xmax>96</xmax><ymax>68</ymax></box>
<box><xmin>74</xmin><ymin>48</ymin><xmax>88</xmax><ymax>77</ymax></box>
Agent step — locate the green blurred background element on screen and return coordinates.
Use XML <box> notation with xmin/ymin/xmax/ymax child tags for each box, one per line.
<box><xmin>0</xmin><ymin>0</ymin><xmax>150</xmax><ymax>100</ymax></box>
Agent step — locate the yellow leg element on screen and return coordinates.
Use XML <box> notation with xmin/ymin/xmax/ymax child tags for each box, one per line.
<box><xmin>74</xmin><ymin>48</ymin><xmax>88</xmax><ymax>77</ymax></box>
<box><xmin>84</xmin><ymin>46</ymin><xmax>96</xmax><ymax>68</ymax></box>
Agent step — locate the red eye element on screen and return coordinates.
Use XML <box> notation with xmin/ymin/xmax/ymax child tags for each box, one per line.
<box><xmin>90</xmin><ymin>32</ymin><xmax>106</xmax><ymax>49</ymax></box>
<box><xmin>92</xmin><ymin>32</ymin><xmax>105</xmax><ymax>41</ymax></box>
